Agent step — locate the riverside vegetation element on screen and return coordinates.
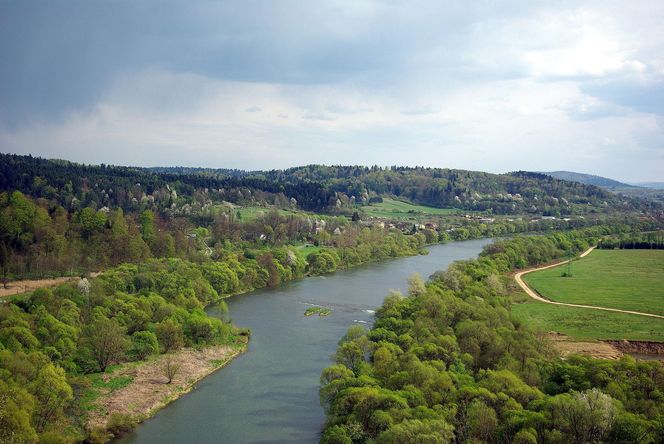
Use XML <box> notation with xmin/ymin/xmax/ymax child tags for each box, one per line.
<box><xmin>320</xmin><ymin>227</ymin><xmax>664</xmax><ymax>443</ymax></box>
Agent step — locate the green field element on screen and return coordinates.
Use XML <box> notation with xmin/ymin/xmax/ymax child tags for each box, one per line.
<box><xmin>512</xmin><ymin>298</ymin><xmax>664</xmax><ymax>342</ymax></box>
<box><xmin>523</xmin><ymin>249</ymin><xmax>664</xmax><ymax>316</ymax></box>
<box><xmin>363</xmin><ymin>198</ymin><xmax>460</xmax><ymax>220</ymax></box>
<box><xmin>210</xmin><ymin>204</ymin><xmax>307</xmax><ymax>222</ymax></box>
<box><xmin>294</xmin><ymin>244</ymin><xmax>326</xmax><ymax>259</ymax></box>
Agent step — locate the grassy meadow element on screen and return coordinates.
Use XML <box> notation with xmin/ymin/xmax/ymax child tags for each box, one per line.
<box><xmin>513</xmin><ymin>249</ymin><xmax>664</xmax><ymax>342</ymax></box>
<box><xmin>523</xmin><ymin>249</ymin><xmax>664</xmax><ymax>316</ymax></box>
<box><xmin>512</xmin><ymin>296</ymin><xmax>664</xmax><ymax>342</ymax></box>
<box><xmin>363</xmin><ymin>197</ymin><xmax>461</xmax><ymax>220</ymax></box>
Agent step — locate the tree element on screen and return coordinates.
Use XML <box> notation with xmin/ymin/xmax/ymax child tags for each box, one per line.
<box><xmin>407</xmin><ymin>273</ymin><xmax>426</xmax><ymax>297</ymax></box>
<box><xmin>161</xmin><ymin>355</ymin><xmax>180</xmax><ymax>384</ymax></box>
<box><xmin>0</xmin><ymin>380</ymin><xmax>38</xmax><ymax>443</ymax></box>
<box><xmin>29</xmin><ymin>364</ymin><xmax>73</xmax><ymax>431</ymax></box>
<box><xmin>0</xmin><ymin>241</ymin><xmax>9</xmax><ymax>287</ymax></box>
<box><xmin>377</xmin><ymin>419</ymin><xmax>454</xmax><ymax>444</ymax></box>
<box><xmin>466</xmin><ymin>399</ymin><xmax>498</xmax><ymax>442</ymax></box>
<box><xmin>550</xmin><ymin>389</ymin><xmax>616</xmax><ymax>444</ymax></box>
<box><xmin>156</xmin><ymin>319</ymin><xmax>185</xmax><ymax>352</ymax></box>
<box><xmin>129</xmin><ymin>331</ymin><xmax>159</xmax><ymax>360</ymax></box>
<box><xmin>82</xmin><ymin>317</ymin><xmax>129</xmax><ymax>372</ymax></box>
<box><xmin>139</xmin><ymin>210</ymin><xmax>156</xmax><ymax>245</ymax></box>
<box><xmin>77</xmin><ymin>277</ymin><xmax>90</xmax><ymax>298</ymax></box>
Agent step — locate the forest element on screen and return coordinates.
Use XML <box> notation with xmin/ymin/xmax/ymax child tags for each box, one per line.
<box><xmin>2</xmin><ymin>154</ymin><xmax>654</xmax><ymax>219</ymax></box>
<box><xmin>320</xmin><ymin>227</ymin><xmax>664</xmax><ymax>443</ymax></box>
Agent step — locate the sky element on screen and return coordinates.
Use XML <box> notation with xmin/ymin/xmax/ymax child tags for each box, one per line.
<box><xmin>1</xmin><ymin>1</ymin><xmax>663</xmax><ymax>182</ymax></box>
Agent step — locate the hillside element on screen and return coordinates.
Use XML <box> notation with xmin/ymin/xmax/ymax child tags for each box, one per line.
<box><xmin>633</xmin><ymin>182</ymin><xmax>664</xmax><ymax>190</ymax></box>
<box><xmin>543</xmin><ymin>170</ymin><xmax>637</xmax><ymax>189</ymax></box>
<box><xmin>0</xmin><ymin>153</ymin><xmax>649</xmax><ymax>217</ymax></box>
<box><xmin>256</xmin><ymin>166</ymin><xmax>638</xmax><ymax>216</ymax></box>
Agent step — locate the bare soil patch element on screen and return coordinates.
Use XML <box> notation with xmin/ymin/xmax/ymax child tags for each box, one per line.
<box><xmin>86</xmin><ymin>343</ymin><xmax>246</xmax><ymax>429</ymax></box>
<box><xmin>547</xmin><ymin>333</ymin><xmax>623</xmax><ymax>360</ymax></box>
<box><xmin>606</xmin><ymin>339</ymin><xmax>664</xmax><ymax>355</ymax></box>
<box><xmin>0</xmin><ymin>272</ymin><xmax>101</xmax><ymax>298</ymax></box>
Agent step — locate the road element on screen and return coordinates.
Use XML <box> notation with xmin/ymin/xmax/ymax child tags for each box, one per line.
<box><xmin>514</xmin><ymin>247</ymin><xmax>664</xmax><ymax>319</ymax></box>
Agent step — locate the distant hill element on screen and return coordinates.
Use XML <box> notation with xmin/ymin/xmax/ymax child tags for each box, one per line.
<box><xmin>542</xmin><ymin>171</ymin><xmax>638</xmax><ymax>189</ymax></box>
<box><xmin>0</xmin><ymin>153</ymin><xmax>650</xmax><ymax>216</ymax></box>
<box><xmin>632</xmin><ymin>182</ymin><xmax>664</xmax><ymax>190</ymax></box>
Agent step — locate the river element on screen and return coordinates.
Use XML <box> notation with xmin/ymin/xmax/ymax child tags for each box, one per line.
<box><xmin>119</xmin><ymin>238</ymin><xmax>493</xmax><ymax>444</ymax></box>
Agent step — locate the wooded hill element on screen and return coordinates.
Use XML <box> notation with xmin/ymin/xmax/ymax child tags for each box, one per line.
<box><xmin>1</xmin><ymin>153</ymin><xmax>652</xmax><ymax>217</ymax></box>
<box><xmin>543</xmin><ymin>171</ymin><xmax>637</xmax><ymax>190</ymax></box>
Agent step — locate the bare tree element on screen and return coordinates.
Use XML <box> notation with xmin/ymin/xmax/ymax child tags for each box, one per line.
<box><xmin>162</xmin><ymin>355</ymin><xmax>180</xmax><ymax>384</ymax></box>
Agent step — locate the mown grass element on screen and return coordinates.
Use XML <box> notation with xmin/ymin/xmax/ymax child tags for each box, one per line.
<box><xmin>512</xmin><ymin>297</ymin><xmax>664</xmax><ymax>342</ymax></box>
<box><xmin>294</xmin><ymin>244</ymin><xmax>326</xmax><ymax>259</ymax></box>
<box><xmin>236</xmin><ymin>206</ymin><xmax>306</xmax><ymax>221</ymax></box>
<box><xmin>362</xmin><ymin>198</ymin><xmax>461</xmax><ymax>220</ymax></box>
<box><xmin>523</xmin><ymin>249</ymin><xmax>664</xmax><ymax>316</ymax></box>
<box><xmin>209</xmin><ymin>203</ymin><xmax>309</xmax><ymax>222</ymax></box>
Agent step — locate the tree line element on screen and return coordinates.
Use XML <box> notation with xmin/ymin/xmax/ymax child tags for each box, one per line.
<box><xmin>5</xmin><ymin>187</ymin><xmax>649</xmax><ymax>282</ymax></box>
<box><xmin>598</xmin><ymin>231</ymin><xmax>664</xmax><ymax>250</ymax></box>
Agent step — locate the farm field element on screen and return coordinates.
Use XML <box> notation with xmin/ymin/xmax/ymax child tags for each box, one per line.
<box><xmin>523</xmin><ymin>249</ymin><xmax>664</xmax><ymax>316</ymax></box>
<box><xmin>363</xmin><ymin>197</ymin><xmax>461</xmax><ymax>220</ymax></box>
<box><xmin>512</xmin><ymin>298</ymin><xmax>664</xmax><ymax>342</ymax></box>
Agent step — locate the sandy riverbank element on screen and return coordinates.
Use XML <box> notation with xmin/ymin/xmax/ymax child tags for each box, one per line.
<box><xmin>86</xmin><ymin>342</ymin><xmax>247</xmax><ymax>432</ymax></box>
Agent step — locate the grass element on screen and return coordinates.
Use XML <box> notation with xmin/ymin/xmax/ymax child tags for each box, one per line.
<box><xmin>362</xmin><ymin>198</ymin><xmax>461</xmax><ymax>220</ymax></box>
<box><xmin>77</xmin><ymin>374</ymin><xmax>135</xmax><ymax>413</ymax></box>
<box><xmin>294</xmin><ymin>244</ymin><xmax>326</xmax><ymax>259</ymax></box>
<box><xmin>523</xmin><ymin>249</ymin><xmax>664</xmax><ymax>316</ymax></box>
<box><xmin>235</xmin><ymin>206</ymin><xmax>306</xmax><ymax>222</ymax></box>
<box><xmin>512</xmin><ymin>296</ymin><xmax>664</xmax><ymax>342</ymax></box>
<box><xmin>304</xmin><ymin>306</ymin><xmax>332</xmax><ymax>317</ymax></box>
<box><xmin>90</xmin><ymin>374</ymin><xmax>134</xmax><ymax>391</ymax></box>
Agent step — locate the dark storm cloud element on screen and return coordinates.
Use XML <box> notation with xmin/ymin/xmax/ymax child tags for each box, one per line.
<box><xmin>0</xmin><ymin>0</ymin><xmax>550</xmax><ymax>126</ymax></box>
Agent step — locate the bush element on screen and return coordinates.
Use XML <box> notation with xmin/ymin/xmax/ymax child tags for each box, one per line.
<box><xmin>106</xmin><ymin>413</ymin><xmax>137</xmax><ymax>438</ymax></box>
<box><xmin>129</xmin><ymin>331</ymin><xmax>159</xmax><ymax>360</ymax></box>
<box><xmin>156</xmin><ymin>319</ymin><xmax>184</xmax><ymax>352</ymax></box>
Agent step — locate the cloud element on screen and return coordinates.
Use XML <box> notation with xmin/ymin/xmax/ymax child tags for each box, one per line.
<box><xmin>582</xmin><ymin>79</ymin><xmax>664</xmax><ymax>115</ymax></box>
<box><xmin>561</xmin><ymin>96</ymin><xmax>629</xmax><ymax>121</ymax></box>
<box><xmin>1</xmin><ymin>0</ymin><xmax>663</xmax><ymax>181</ymax></box>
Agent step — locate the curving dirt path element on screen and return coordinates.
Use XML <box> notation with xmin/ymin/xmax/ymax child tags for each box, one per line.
<box><xmin>514</xmin><ymin>247</ymin><xmax>664</xmax><ymax>320</ymax></box>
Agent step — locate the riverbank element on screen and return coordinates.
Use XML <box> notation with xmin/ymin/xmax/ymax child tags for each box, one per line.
<box><xmin>84</xmin><ymin>340</ymin><xmax>248</xmax><ymax>437</ymax></box>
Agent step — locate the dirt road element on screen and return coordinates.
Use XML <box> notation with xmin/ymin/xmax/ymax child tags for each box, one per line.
<box><xmin>514</xmin><ymin>247</ymin><xmax>664</xmax><ymax>319</ymax></box>
<box><xmin>0</xmin><ymin>272</ymin><xmax>101</xmax><ymax>298</ymax></box>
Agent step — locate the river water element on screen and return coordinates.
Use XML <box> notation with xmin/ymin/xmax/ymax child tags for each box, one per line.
<box><xmin>119</xmin><ymin>238</ymin><xmax>493</xmax><ymax>444</ymax></box>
